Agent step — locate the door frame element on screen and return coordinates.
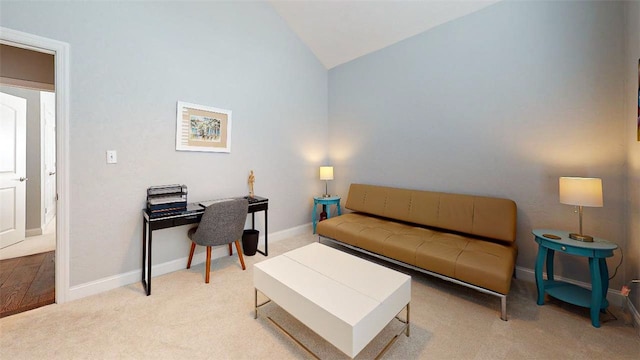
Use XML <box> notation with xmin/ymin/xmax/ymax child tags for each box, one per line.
<box><xmin>0</xmin><ymin>27</ymin><xmax>70</xmax><ymax>304</ymax></box>
<box><xmin>41</xmin><ymin>90</ymin><xmax>56</xmax><ymax>228</ymax></box>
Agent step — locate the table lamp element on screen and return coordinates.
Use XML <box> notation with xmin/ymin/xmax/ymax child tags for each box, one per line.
<box><xmin>320</xmin><ymin>166</ymin><xmax>334</xmax><ymax>198</ymax></box>
<box><xmin>559</xmin><ymin>177</ymin><xmax>603</xmax><ymax>242</ymax></box>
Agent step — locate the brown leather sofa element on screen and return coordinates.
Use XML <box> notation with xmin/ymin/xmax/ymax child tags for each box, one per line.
<box><xmin>316</xmin><ymin>183</ymin><xmax>518</xmax><ymax>320</ymax></box>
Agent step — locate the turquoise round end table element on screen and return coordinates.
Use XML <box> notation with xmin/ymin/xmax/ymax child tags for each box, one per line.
<box><xmin>312</xmin><ymin>196</ymin><xmax>341</xmax><ymax>234</ymax></box>
<box><xmin>533</xmin><ymin>229</ymin><xmax>617</xmax><ymax>328</ymax></box>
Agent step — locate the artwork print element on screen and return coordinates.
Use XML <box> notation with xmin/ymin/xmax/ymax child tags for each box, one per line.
<box><xmin>176</xmin><ymin>101</ymin><xmax>232</xmax><ymax>152</ymax></box>
<box><xmin>190</xmin><ymin>115</ymin><xmax>221</xmax><ymax>143</ymax></box>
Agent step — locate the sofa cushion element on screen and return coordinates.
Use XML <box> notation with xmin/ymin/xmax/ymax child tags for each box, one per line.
<box><xmin>317</xmin><ymin>211</ymin><xmax>517</xmax><ymax>294</ymax></box>
<box><xmin>414</xmin><ymin>232</ymin><xmax>469</xmax><ymax>278</ymax></box>
<box><xmin>455</xmin><ymin>241</ymin><xmax>517</xmax><ymax>294</ymax></box>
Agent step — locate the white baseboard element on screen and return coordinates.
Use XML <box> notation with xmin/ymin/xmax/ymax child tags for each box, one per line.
<box><xmin>26</xmin><ymin>228</ymin><xmax>43</xmax><ymax>237</ymax></box>
<box><xmin>515</xmin><ymin>266</ymin><xmax>627</xmax><ymax>307</ymax></box>
<box><xmin>68</xmin><ymin>224</ymin><xmax>312</xmax><ymax>301</ymax></box>
<box><xmin>627</xmin><ymin>297</ymin><xmax>640</xmax><ymax>337</ymax></box>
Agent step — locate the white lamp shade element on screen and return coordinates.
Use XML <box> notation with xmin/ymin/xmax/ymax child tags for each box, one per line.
<box><xmin>559</xmin><ymin>177</ymin><xmax>603</xmax><ymax>207</ymax></box>
<box><xmin>319</xmin><ymin>166</ymin><xmax>334</xmax><ymax>181</ymax></box>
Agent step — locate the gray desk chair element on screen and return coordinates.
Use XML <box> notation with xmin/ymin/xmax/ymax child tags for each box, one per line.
<box><xmin>186</xmin><ymin>198</ymin><xmax>248</xmax><ymax>283</ymax></box>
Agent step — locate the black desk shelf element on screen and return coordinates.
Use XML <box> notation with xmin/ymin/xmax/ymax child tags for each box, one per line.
<box><xmin>142</xmin><ymin>196</ymin><xmax>268</xmax><ymax>295</ymax></box>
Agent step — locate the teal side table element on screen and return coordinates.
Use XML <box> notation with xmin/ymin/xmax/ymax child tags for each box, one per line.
<box><xmin>312</xmin><ymin>196</ymin><xmax>341</xmax><ymax>234</ymax></box>
<box><xmin>533</xmin><ymin>229</ymin><xmax>617</xmax><ymax>328</ymax></box>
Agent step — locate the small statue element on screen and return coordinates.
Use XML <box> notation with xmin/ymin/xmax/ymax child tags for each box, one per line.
<box><xmin>248</xmin><ymin>170</ymin><xmax>255</xmax><ymax>198</ymax></box>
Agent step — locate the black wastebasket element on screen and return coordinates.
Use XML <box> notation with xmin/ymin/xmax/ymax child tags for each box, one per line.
<box><xmin>242</xmin><ymin>229</ymin><xmax>259</xmax><ymax>256</ymax></box>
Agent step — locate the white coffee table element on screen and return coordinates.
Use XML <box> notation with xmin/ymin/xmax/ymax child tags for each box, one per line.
<box><xmin>254</xmin><ymin>242</ymin><xmax>411</xmax><ymax>359</ymax></box>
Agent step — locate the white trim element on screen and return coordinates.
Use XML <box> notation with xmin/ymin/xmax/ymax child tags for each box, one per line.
<box><xmin>25</xmin><ymin>228</ymin><xmax>43</xmax><ymax>237</ymax></box>
<box><xmin>0</xmin><ymin>77</ymin><xmax>54</xmax><ymax>92</ymax></box>
<box><xmin>68</xmin><ymin>224</ymin><xmax>311</xmax><ymax>301</ymax></box>
<box><xmin>515</xmin><ymin>266</ymin><xmax>627</xmax><ymax>307</ymax></box>
<box><xmin>266</xmin><ymin>223</ymin><xmax>311</xmax><ymax>243</ymax></box>
<box><xmin>69</xmin><ymin>251</ymin><xmax>209</xmax><ymax>301</ymax></box>
<box><xmin>0</xmin><ymin>27</ymin><xmax>71</xmax><ymax>304</ymax></box>
<box><xmin>626</xmin><ymin>297</ymin><xmax>640</xmax><ymax>338</ymax></box>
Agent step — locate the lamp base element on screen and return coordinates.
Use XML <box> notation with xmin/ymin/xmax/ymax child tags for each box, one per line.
<box><xmin>569</xmin><ymin>233</ymin><xmax>594</xmax><ymax>242</ymax></box>
<box><xmin>322</xmin><ymin>194</ymin><xmax>331</xmax><ymax>198</ymax></box>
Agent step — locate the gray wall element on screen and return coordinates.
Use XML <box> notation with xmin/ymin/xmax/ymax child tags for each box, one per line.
<box><xmin>0</xmin><ymin>85</ymin><xmax>41</xmax><ymax>232</ymax></box>
<box><xmin>624</xmin><ymin>0</ymin><xmax>640</xmax><ymax>315</ymax></box>
<box><xmin>0</xmin><ymin>1</ymin><xmax>328</xmax><ymax>286</ymax></box>
<box><xmin>328</xmin><ymin>1</ymin><xmax>628</xmax><ymax>290</ymax></box>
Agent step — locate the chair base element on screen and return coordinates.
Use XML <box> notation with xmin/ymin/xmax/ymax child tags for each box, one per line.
<box><xmin>187</xmin><ymin>240</ymin><xmax>246</xmax><ymax>283</ymax></box>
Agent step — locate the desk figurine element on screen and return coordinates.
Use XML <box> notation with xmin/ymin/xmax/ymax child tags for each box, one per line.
<box><xmin>248</xmin><ymin>170</ymin><xmax>255</xmax><ymax>198</ymax></box>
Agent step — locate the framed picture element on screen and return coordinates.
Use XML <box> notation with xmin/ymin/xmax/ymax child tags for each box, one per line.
<box><xmin>637</xmin><ymin>59</ymin><xmax>639</xmax><ymax>141</ymax></box>
<box><xmin>176</xmin><ymin>101</ymin><xmax>232</xmax><ymax>153</ymax></box>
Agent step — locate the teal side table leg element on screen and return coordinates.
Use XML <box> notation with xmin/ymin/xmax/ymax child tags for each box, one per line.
<box><xmin>589</xmin><ymin>257</ymin><xmax>602</xmax><ymax>328</ymax></box>
<box><xmin>599</xmin><ymin>258</ymin><xmax>609</xmax><ymax>312</ymax></box>
<box><xmin>312</xmin><ymin>200</ymin><xmax>318</xmax><ymax>234</ymax></box>
<box><xmin>337</xmin><ymin>202</ymin><xmax>341</xmax><ymax>216</ymax></box>
<box><xmin>546</xmin><ymin>250</ymin><xmax>555</xmax><ymax>282</ymax></box>
<box><xmin>535</xmin><ymin>245</ymin><xmax>548</xmax><ymax>305</ymax></box>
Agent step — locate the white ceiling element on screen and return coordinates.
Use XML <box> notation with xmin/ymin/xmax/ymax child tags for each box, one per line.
<box><xmin>269</xmin><ymin>0</ymin><xmax>499</xmax><ymax>69</ymax></box>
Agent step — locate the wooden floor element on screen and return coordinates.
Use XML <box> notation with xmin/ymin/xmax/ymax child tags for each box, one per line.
<box><xmin>0</xmin><ymin>251</ymin><xmax>55</xmax><ymax>318</ymax></box>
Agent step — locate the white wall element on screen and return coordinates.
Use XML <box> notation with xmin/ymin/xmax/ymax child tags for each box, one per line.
<box><xmin>624</xmin><ymin>0</ymin><xmax>640</xmax><ymax>315</ymax></box>
<box><xmin>0</xmin><ymin>1</ymin><xmax>328</xmax><ymax>286</ymax></box>
<box><xmin>0</xmin><ymin>85</ymin><xmax>41</xmax><ymax>232</ymax></box>
<box><xmin>328</xmin><ymin>1</ymin><xmax>628</xmax><ymax>289</ymax></box>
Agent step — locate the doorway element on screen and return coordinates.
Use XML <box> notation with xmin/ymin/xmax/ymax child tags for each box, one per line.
<box><xmin>0</xmin><ymin>27</ymin><xmax>70</xmax><ymax>307</ymax></box>
<box><xmin>0</xmin><ymin>51</ymin><xmax>57</xmax><ymax>316</ymax></box>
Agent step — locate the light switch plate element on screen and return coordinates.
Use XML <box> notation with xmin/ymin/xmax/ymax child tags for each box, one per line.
<box><xmin>106</xmin><ymin>150</ymin><xmax>117</xmax><ymax>164</ymax></box>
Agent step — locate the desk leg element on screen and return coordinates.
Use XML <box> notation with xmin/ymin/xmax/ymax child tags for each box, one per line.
<box><xmin>147</xmin><ymin>226</ymin><xmax>153</xmax><ymax>296</ymax></box>
<box><xmin>254</xmin><ymin>209</ymin><xmax>268</xmax><ymax>257</ymax></box>
<box><xmin>264</xmin><ymin>209</ymin><xmax>268</xmax><ymax>256</ymax></box>
<box><xmin>142</xmin><ymin>218</ymin><xmax>148</xmax><ymax>292</ymax></box>
<box><xmin>589</xmin><ymin>257</ymin><xmax>603</xmax><ymax>328</ymax></box>
<box><xmin>535</xmin><ymin>245</ymin><xmax>547</xmax><ymax>305</ymax></box>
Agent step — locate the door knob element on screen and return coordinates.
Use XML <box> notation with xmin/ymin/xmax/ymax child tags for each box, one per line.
<box><xmin>19</xmin><ymin>177</ymin><xmax>28</xmax><ymax>182</ymax></box>
<box><xmin>49</xmin><ymin>171</ymin><xmax>56</xmax><ymax>176</ymax></box>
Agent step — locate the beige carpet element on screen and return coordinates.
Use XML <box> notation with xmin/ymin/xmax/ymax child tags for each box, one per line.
<box><xmin>0</xmin><ymin>233</ymin><xmax>638</xmax><ymax>359</ymax></box>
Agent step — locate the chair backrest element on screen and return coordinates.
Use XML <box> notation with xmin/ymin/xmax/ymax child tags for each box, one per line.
<box><xmin>192</xmin><ymin>198</ymin><xmax>249</xmax><ymax>246</ymax></box>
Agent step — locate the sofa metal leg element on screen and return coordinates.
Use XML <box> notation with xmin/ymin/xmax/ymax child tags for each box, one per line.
<box><xmin>500</xmin><ymin>296</ymin><xmax>507</xmax><ymax>321</ymax></box>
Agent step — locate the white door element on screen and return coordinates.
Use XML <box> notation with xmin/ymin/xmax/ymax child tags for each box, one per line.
<box><xmin>41</xmin><ymin>91</ymin><xmax>56</xmax><ymax>226</ymax></box>
<box><xmin>0</xmin><ymin>92</ymin><xmax>27</xmax><ymax>248</ymax></box>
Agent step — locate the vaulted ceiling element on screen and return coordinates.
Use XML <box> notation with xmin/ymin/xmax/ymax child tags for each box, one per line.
<box><xmin>269</xmin><ymin>1</ymin><xmax>499</xmax><ymax>69</ymax></box>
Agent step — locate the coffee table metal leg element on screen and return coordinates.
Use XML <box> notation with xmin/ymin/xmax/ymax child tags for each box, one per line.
<box><xmin>262</xmin><ymin>301</ymin><xmax>410</xmax><ymax>360</ymax></box>
<box><xmin>254</xmin><ymin>288</ymin><xmax>271</xmax><ymax>320</ymax></box>
<box><xmin>376</xmin><ymin>303</ymin><xmax>410</xmax><ymax>359</ymax></box>
<box><xmin>267</xmin><ymin>316</ymin><xmax>321</xmax><ymax>360</ymax></box>
<box><xmin>406</xmin><ymin>302</ymin><xmax>410</xmax><ymax>336</ymax></box>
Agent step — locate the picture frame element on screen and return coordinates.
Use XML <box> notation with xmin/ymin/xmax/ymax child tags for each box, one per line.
<box><xmin>176</xmin><ymin>101</ymin><xmax>232</xmax><ymax>153</ymax></box>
